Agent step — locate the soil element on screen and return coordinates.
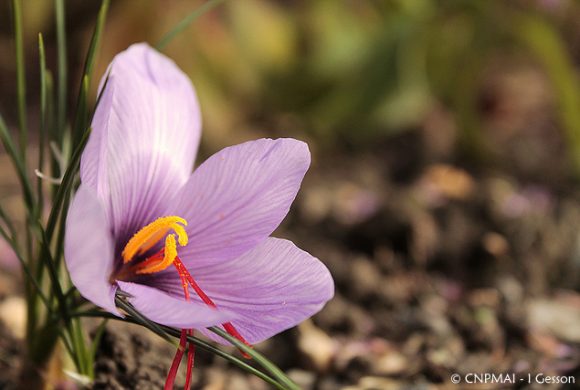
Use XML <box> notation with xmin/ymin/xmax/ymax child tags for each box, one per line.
<box><xmin>1</xmin><ymin>131</ymin><xmax>579</xmax><ymax>390</ymax></box>
<box><xmin>86</xmin><ymin>129</ymin><xmax>580</xmax><ymax>389</ymax></box>
<box><xmin>1</xmin><ymin>129</ymin><xmax>580</xmax><ymax>389</ymax></box>
<box><xmin>0</xmin><ymin>321</ymin><xmax>21</xmax><ymax>390</ymax></box>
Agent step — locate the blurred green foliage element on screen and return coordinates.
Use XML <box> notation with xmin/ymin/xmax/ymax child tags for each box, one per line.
<box><xmin>2</xmin><ymin>0</ymin><xmax>580</xmax><ymax>174</ymax></box>
<box><xmin>175</xmin><ymin>0</ymin><xmax>580</xmax><ymax>173</ymax></box>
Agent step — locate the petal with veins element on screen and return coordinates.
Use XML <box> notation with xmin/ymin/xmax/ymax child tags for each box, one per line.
<box><xmin>166</xmin><ymin>138</ymin><xmax>310</xmax><ymax>269</ymax></box>
<box><xmin>117</xmin><ymin>281</ymin><xmax>232</xmax><ymax>329</ymax></box>
<box><xmin>64</xmin><ymin>185</ymin><xmax>119</xmax><ymax>315</ymax></box>
<box><xmin>81</xmin><ymin>43</ymin><xmax>201</xmax><ymax>240</ymax></box>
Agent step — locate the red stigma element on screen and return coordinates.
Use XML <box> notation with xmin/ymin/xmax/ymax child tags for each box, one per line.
<box><xmin>164</xmin><ymin>255</ymin><xmax>252</xmax><ymax>389</ymax></box>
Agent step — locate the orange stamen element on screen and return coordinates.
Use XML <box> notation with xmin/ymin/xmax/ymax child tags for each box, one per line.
<box><xmin>122</xmin><ymin>216</ymin><xmax>187</xmax><ymax>263</ymax></box>
<box><xmin>135</xmin><ymin>234</ymin><xmax>178</xmax><ymax>274</ymax></box>
<box><xmin>121</xmin><ymin>215</ymin><xmax>253</xmax><ymax>390</ymax></box>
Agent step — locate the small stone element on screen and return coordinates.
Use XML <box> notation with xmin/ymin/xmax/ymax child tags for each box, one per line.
<box><xmin>287</xmin><ymin>369</ymin><xmax>316</xmax><ymax>390</ymax></box>
<box><xmin>0</xmin><ymin>297</ymin><xmax>26</xmax><ymax>339</ymax></box>
<box><xmin>374</xmin><ymin>351</ymin><xmax>408</xmax><ymax>375</ymax></box>
<box><xmin>350</xmin><ymin>257</ymin><xmax>382</xmax><ymax>301</ymax></box>
<box><xmin>225</xmin><ymin>373</ymin><xmax>252</xmax><ymax>390</ymax></box>
<box><xmin>298</xmin><ymin>320</ymin><xmax>336</xmax><ymax>371</ymax></box>
<box><xmin>527</xmin><ymin>296</ymin><xmax>580</xmax><ymax>342</ymax></box>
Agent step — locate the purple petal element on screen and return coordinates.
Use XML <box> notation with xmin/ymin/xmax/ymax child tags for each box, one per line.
<box><xmin>166</xmin><ymin>138</ymin><xmax>310</xmax><ymax>268</ymax></box>
<box><xmin>64</xmin><ymin>186</ymin><xmax>119</xmax><ymax>315</ymax></box>
<box><xmin>190</xmin><ymin>238</ymin><xmax>334</xmax><ymax>344</ymax></box>
<box><xmin>116</xmin><ymin>281</ymin><xmax>232</xmax><ymax>329</ymax></box>
<box><xmin>81</xmin><ymin>43</ymin><xmax>202</xmax><ymax>239</ymax></box>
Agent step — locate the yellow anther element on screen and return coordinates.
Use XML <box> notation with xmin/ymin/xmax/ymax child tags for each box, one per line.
<box><xmin>122</xmin><ymin>216</ymin><xmax>188</xmax><ymax>263</ymax></box>
<box><xmin>172</xmin><ymin>223</ymin><xmax>188</xmax><ymax>247</ymax></box>
<box><xmin>136</xmin><ymin>234</ymin><xmax>178</xmax><ymax>274</ymax></box>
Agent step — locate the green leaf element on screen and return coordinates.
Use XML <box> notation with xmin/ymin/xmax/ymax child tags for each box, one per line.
<box><xmin>0</xmin><ymin>115</ymin><xmax>34</xmax><ymax>209</ymax></box>
<box><xmin>72</xmin><ymin>0</ymin><xmax>110</xmax><ymax>149</ymax></box>
<box><xmin>37</xmin><ymin>33</ymin><xmax>48</xmax><ymax>219</ymax></box>
<box><xmin>156</xmin><ymin>0</ymin><xmax>226</xmax><ymax>50</ymax></box>
<box><xmin>209</xmin><ymin>326</ymin><xmax>301</xmax><ymax>390</ymax></box>
<box><xmin>12</xmin><ymin>0</ymin><xmax>27</xmax><ymax>158</ymax></box>
<box><xmin>75</xmin><ymin>308</ymin><xmax>288</xmax><ymax>390</ymax></box>
<box><xmin>55</xmin><ymin>0</ymin><xmax>67</xmax><ymax>143</ymax></box>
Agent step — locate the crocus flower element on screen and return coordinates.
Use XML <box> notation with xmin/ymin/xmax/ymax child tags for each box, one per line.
<box><xmin>64</xmin><ymin>43</ymin><xmax>334</xmax><ymax>388</ymax></box>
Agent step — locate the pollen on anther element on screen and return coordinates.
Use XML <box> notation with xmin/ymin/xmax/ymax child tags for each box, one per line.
<box><xmin>122</xmin><ymin>216</ymin><xmax>188</xmax><ymax>263</ymax></box>
<box><xmin>136</xmin><ymin>234</ymin><xmax>178</xmax><ymax>274</ymax></box>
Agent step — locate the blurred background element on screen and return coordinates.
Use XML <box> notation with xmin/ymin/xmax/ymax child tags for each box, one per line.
<box><xmin>0</xmin><ymin>0</ymin><xmax>579</xmax><ymax>389</ymax></box>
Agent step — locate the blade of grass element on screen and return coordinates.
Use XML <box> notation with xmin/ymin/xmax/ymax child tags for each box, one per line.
<box><xmin>52</xmin><ymin>194</ymin><xmax>69</xmax><ymax>271</ymax></box>
<box><xmin>46</xmin><ymin>74</ymin><xmax>109</xmax><ymax>243</ymax></box>
<box><xmin>12</xmin><ymin>0</ymin><xmax>27</xmax><ymax>158</ymax></box>
<box><xmin>33</xmin><ymin>226</ymin><xmax>67</xmax><ymax>314</ymax></box>
<box><xmin>72</xmin><ymin>0</ymin><xmax>109</xmax><ymax>149</ymax></box>
<box><xmin>114</xmin><ymin>297</ymin><xmax>172</xmax><ymax>343</ymax></box>
<box><xmin>0</xmin><ymin>115</ymin><xmax>34</xmax><ymax>210</ymax></box>
<box><xmin>209</xmin><ymin>326</ymin><xmax>300</xmax><ymax>390</ymax></box>
<box><xmin>156</xmin><ymin>0</ymin><xmax>226</xmax><ymax>50</ymax></box>
<box><xmin>71</xmin><ymin>318</ymin><xmax>91</xmax><ymax>375</ymax></box>
<box><xmin>90</xmin><ymin>319</ymin><xmax>108</xmax><ymax>365</ymax></box>
<box><xmin>0</xmin><ymin>203</ymin><xmax>17</xmax><ymax>239</ymax></box>
<box><xmin>44</xmin><ymin>128</ymin><xmax>90</xmax><ymax>241</ymax></box>
<box><xmin>37</xmin><ymin>33</ymin><xmax>48</xmax><ymax>219</ymax></box>
<box><xmin>74</xmin><ymin>309</ymin><xmax>287</xmax><ymax>389</ymax></box>
<box><xmin>55</xmin><ymin>0</ymin><xmax>67</xmax><ymax>143</ymax></box>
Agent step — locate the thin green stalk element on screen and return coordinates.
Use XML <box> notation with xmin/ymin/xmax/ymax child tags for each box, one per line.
<box><xmin>0</xmin><ymin>115</ymin><xmax>34</xmax><ymax>210</ymax></box>
<box><xmin>0</xmin><ymin>113</ymin><xmax>36</xmax><ymax>327</ymax></box>
<box><xmin>90</xmin><ymin>319</ymin><xmax>108</xmax><ymax>367</ymax></box>
<box><xmin>0</xmin><ymin>204</ymin><xmax>17</xmax><ymax>239</ymax></box>
<box><xmin>12</xmin><ymin>0</ymin><xmax>27</xmax><ymax>158</ymax></box>
<box><xmin>209</xmin><ymin>327</ymin><xmax>300</xmax><ymax>390</ymax></box>
<box><xmin>37</xmin><ymin>33</ymin><xmax>48</xmax><ymax>219</ymax></box>
<box><xmin>28</xmin><ymin>221</ymin><xmax>68</xmax><ymax>352</ymax></box>
<box><xmin>46</xmin><ymin>74</ymin><xmax>109</xmax><ymax>243</ymax></box>
<box><xmin>156</xmin><ymin>0</ymin><xmax>226</xmax><ymax>50</ymax></box>
<box><xmin>55</xmin><ymin>0</ymin><xmax>67</xmax><ymax>142</ymax></box>
<box><xmin>39</xmin><ymin>78</ymin><xmax>109</xmax><ymax>305</ymax></box>
<box><xmin>72</xmin><ymin>0</ymin><xmax>109</xmax><ymax>149</ymax></box>
<box><xmin>53</xmin><ymin>198</ymin><xmax>69</xmax><ymax>271</ymax></box>
<box><xmin>115</xmin><ymin>298</ymin><xmax>172</xmax><ymax>343</ymax></box>
<box><xmin>44</xmin><ymin>128</ymin><xmax>91</xmax><ymax>241</ymax></box>
<box><xmin>72</xmin><ymin>75</ymin><xmax>88</xmax><ymax>156</ymax></box>
<box><xmin>71</xmin><ymin>318</ymin><xmax>91</xmax><ymax>375</ymax></box>
<box><xmin>58</xmin><ymin>328</ymin><xmax>76</xmax><ymax>366</ymax></box>
<box><xmin>74</xmin><ymin>310</ymin><xmax>287</xmax><ymax>389</ymax></box>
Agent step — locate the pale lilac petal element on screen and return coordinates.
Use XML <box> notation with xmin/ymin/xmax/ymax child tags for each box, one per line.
<box><xmin>188</xmin><ymin>238</ymin><xmax>334</xmax><ymax>344</ymax></box>
<box><xmin>64</xmin><ymin>186</ymin><xmax>119</xmax><ymax>315</ymax></box>
<box><xmin>166</xmin><ymin>139</ymin><xmax>310</xmax><ymax>269</ymax></box>
<box><xmin>81</xmin><ymin>43</ymin><xmax>202</xmax><ymax>239</ymax></box>
<box><xmin>117</xmin><ymin>281</ymin><xmax>232</xmax><ymax>329</ymax></box>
